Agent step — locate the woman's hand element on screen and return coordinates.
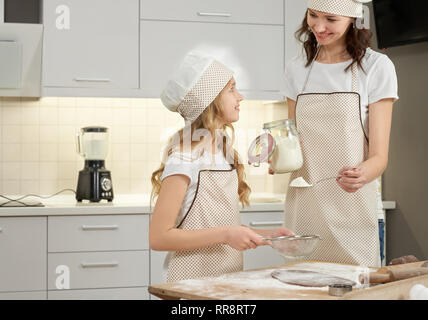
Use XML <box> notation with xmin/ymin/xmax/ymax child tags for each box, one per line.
<box><xmin>336</xmin><ymin>166</ymin><xmax>368</xmax><ymax>193</ymax></box>
<box><xmin>224</xmin><ymin>225</ymin><xmax>266</xmax><ymax>251</ymax></box>
<box><xmin>263</xmin><ymin>227</ymin><xmax>295</xmax><ymax>239</ymax></box>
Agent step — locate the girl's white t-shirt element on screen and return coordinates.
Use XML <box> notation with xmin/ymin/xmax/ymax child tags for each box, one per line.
<box><xmin>159</xmin><ymin>150</ymin><xmax>232</xmax><ymax>281</ymax></box>
<box><xmin>283</xmin><ymin>47</ymin><xmax>399</xmax><ymax>137</ymax></box>
<box><xmin>283</xmin><ymin>48</ymin><xmax>399</xmax><ymax>212</ymax></box>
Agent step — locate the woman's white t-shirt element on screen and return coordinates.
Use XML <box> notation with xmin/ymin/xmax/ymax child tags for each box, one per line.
<box><xmin>283</xmin><ymin>47</ymin><xmax>399</xmax><ymax>137</ymax></box>
<box><xmin>283</xmin><ymin>47</ymin><xmax>399</xmax><ymax>211</ymax></box>
<box><xmin>159</xmin><ymin>150</ymin><xmax>232</xmax><ymax>281</ymax></box>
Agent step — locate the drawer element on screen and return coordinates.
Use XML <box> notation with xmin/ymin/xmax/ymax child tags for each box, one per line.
<box><xmin>0</xmin><ymin>217</ymin><xmax>47</xmax><ymax>292</ymax></box>
<box><xmin>48</xmin><ymin>215</ymin><xmax>149</xmax><ymax>252</ymax></box>
<box><xmin>241</xmin><ymin>212</ymin><xmax>285</xmax><ymax>229</ymax></box>
<box><xmin>140</xmin><ymin>0</ymin><xmax>284</xmax><ymax>25</ymax></box>
<box><xmin>48</xmin><ymin>251</ymin><xmax>149</xmax><ymax>290</ymax></box>
<box><xmin>48</xmin><ymin>287</ymin><xmax>149</xmax><ymax>300</ymax></box>
<box><xmin>0</xmin><ymin>291</ymin><xmax>47</xmax><ymax>300</ymax></box>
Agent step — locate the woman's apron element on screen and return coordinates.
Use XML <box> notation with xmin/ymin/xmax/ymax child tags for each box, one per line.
<box><xmin>285</xmin><ymin>57</ymin><xmax>380</xmax><ymax>267</ymax></box>
<box><xmin>167</xmin><ymin>169</ymin><xmax>243</xmax><ymax>282</ymax></box>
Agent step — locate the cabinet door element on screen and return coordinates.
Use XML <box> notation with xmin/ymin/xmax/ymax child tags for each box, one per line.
<box><xmin>140</xmin><ymin>0</ymin><xmax>284</xmax><ymax>25</ymax></box>
<box><xmin>0</xmin><ymin>217</ymin><xmax>47</xmax><ymax>292</ymax></box>
<box><xmin>48</xmin><ymin>287</ymin><xmax>149</xmax><ymax>300</ymax></box>
<box><xmin>140</xmin><ymin>21</ymin><xmax>284</xmax><ymax>98</ymax></box>
<box><xmin>43</xmin><ymin>0</ymin><xmax>139</xmax><ymax>89</ymax></box>
<box><xmin>241</xmin><ymin>212</ymin><xmax>286</xmax><ymax>270</ymax></box>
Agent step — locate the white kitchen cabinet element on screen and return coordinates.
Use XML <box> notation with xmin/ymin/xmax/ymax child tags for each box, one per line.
<box><xmin>140</xmin><ymin>0</ymin><xmax>284</xmax><ymax>25</ymax></box>
<box><xmin>284</xmin><ymin>0</ymin><xmax>309</xmax><ymax>63</ymax></box>
<box><xmin>0</xmin><ymin>217</ymin><xmax>47</xmax><ymax>293</ymax></box>
<box><xmin>42</xmin><ymin>0</ymin><xmax>139</xmax><ymax>89</ymax></box>
<box><xmin>48</xmin><ymin>287</ymin><xmax>149</xmax><ymax>300</ymax></box>
<box><xmin>140</xmin><ymin>20</ymin><xmax>284</xmax><ymax>99</ymax></box>
<box><xmin>241</xmin><ymin>211</ymin><xmax>286</xmax><ymax>270</ymax></box>
<box><xmin>47</xmin><ymin>250</ymin><xmax>149</xmax><ymax>290</ymax></box>
<box><xmin>0</xmin><ymin>291</ymin><xmax>47</xmax><ymax>300</ymax></box>
<box><xmin>48</xmin><ymin>215</ymin><xmax>149</xmax><ymax>252</ymax></box>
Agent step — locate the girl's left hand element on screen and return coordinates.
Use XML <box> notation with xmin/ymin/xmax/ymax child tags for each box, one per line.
<box><xmin>336</xmin><ymin>166</ymin><xmax>368</xmax><ymax>193</ymax></box>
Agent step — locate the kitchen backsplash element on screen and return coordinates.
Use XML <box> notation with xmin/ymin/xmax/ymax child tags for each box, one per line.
<box><xmin>0</xmin><ymin>97</ymin><xmax>290</xmax><ymax>196</ymax></box>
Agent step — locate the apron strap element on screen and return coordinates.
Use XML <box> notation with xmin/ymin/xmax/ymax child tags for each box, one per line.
<box><xmin>301</xmin><ymin>48</ymin><xmax>359</xmax><ymax>94</ymax></box>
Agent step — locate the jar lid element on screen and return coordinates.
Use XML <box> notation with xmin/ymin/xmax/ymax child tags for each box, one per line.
<box><xmin>263</xmin><ymin>119</ymin><xmax>295</xmax><ymax>130</ymax></box>
<box><xmin>248</xmin><ymin>133</ymin><xmax>276</xmax><ymax>165</ymax></box>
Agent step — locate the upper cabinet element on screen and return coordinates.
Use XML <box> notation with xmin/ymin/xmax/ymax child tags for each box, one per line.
<box><xmin>40</xmin><ymin>0</ymin><xmax>307</xmax><ymax>100</ymax></box>
<box><xmin>42</xmin><ymin>0</ymin><xmax>139</xmax><ymax>90</ymax></box>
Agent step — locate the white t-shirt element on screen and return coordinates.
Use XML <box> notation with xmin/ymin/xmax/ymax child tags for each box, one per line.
<box><xmin>284</xmin><ymin>47</ymin><xmax>399</xmax><ymax>136</ymax></box>
<box><xmin>159</xmin><ymin>150</ymin><xmax>232</xmax><ymax>281</ymax></box>
<box><xmin>284</xmin><ymin>48</ymin><xmax>398</xmax><ymax>212</ymax></box>
<box><xmin>161</xmin><ymin>150</ymin><xmax>232</xmax><ymax>227</ymax></box>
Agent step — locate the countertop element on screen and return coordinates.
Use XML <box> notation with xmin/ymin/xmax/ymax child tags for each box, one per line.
<box><xmin>0</xmin><ymin>193</ymin><xmax>396</xmax><ymax>217</ymax></box>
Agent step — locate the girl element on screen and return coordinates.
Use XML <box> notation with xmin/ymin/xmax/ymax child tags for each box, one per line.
<box><xmin>150</xmin><ymin>52</ymin><xmax>294</xmax><ymax>282</ymax></box>
<box><xmin>282</xmin><ymin>0</ymin><xmax>398</xmax><ymax>267</ymax></box>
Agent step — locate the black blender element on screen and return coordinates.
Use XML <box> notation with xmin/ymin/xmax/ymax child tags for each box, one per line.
<box><xmin>76</xmin><ymin>126</ymin><xmax>113</xmax><ymax>202</ymax></box>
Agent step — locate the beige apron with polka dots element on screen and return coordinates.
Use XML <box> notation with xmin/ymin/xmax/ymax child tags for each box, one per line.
<box><xmin>285</xmin><ymin>59</ymin><xmax>380</xmax><ymax>267</ymax></box>
<box><xmin>167</xmin><ymin>169</ymin><xmax>243</xmax><ymax>282</ymax></box>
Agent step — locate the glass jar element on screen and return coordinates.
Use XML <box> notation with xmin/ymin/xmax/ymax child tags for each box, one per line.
<box><xmin>262</xmin><ymin>119</ymin><xmax>303</xmax><ymax>174</ymax></box>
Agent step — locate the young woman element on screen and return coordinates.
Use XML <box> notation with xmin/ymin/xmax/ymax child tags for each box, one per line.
<box><xmin>283</xmin><ymin>0</ymin><xmax>398</xmax><ymax>267</ymax></box>
<box><xmin>150</xmin><ymin>52</ymin><xmax>294</xmax><ymax>282</ymax></box>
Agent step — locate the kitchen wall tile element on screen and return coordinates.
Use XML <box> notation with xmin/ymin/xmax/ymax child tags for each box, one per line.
<box><xmin>111</xmin><ymin>144</ymin><xmax>130</xmax><ymax>162</ymax></box>
<box><xmin>111</xmin><ymin>98</ymin><xmax>131</xmax><ymax>108</ymax></box>
<box><xmin>111</xmin><ymin>161</ymin><xmax>130</xmax><ymax>180</ymax></box>
<box><xmin>2</xmin><ymin>106</ymin><xmax>22</xmax><ymax>125</ymax></box>
<box><xmin>20</xmin><ymin>162</ymin><xmax>40</xmax><ymax>180</ymax></box>
<box><xmin>112</xmin><ymin>108</ymin><xmax>131</xmax><ymax>126</ymax></box>
<box><xmin>20</xmin><ymin>180</ymin><xmax>40</xmax><ymax>195</ymax></box>
<box><xmin>130</xmin><ymin>144</ymin><xmax>146</xmax><ymax>161</ymax></box>
<box><xmin>75</xmin><ymin>97</ymin><xmax>96</xmax><ymax>108</ymax></box>
<box><xmin>1</xmin><ymin>97</ymin><xmax>21</xmax><ymax>108</ymax></box>
<box><xmin>2</xmin><ymin>125</ymin><xmax>21</xmax><ymax>144</ymax></box>
<box><xmin>39</xmin><ymin>162</ymin><xmax>58</xmax><ymax>180</ymax></box>
<box><xmin>75</xmin><ymin>107</ymin><xmax>97</xmax><ymax>127</ymax></box>
<box><xmin>2</xmin><ymin>180</ymin><xmax>20</xmax><ymax>195</ymax></box>
<box><xmin>2</xmin><ymin>162</ymin><xmax>21</xmax><ymax>181</ymax></box>
<box><xmin>57</xmin><ymin>179</ymin><xmax>76</xmax><ymax>191</ymax></box>
<box><xmin>58</xmin><ymin>143</ymin><xmax>77</xmax><ymax>162</ymax></box>
<box><xmin>40</xmin><ymin>125</ymin><xmax>59</xmax><ymax>143</ymax></box>
<box><xmin>21</xmin><ymin>105</ymin><xmax>40</xmax><ymax>125</ymax></box>
<box><xmin>40</xmin><ymin>97</ymin><xmax>58</xmax><ymax>108</ymax></box>
<box><xmin>2</xmin><ymin>144</ymin><xmax>21</xmax><ymax>162</ymax></box>
<box><xmin>130</xmin><ymin>107</ymin><xmax>146</xmax><ymax>126</ymax></box>
<box><xmin>111</xmin><ymin>126</ymin><xmax>130</xmax><ymax>144</ymax></box>
<box><xmin>58</xmin><ymin>125</ymin><xmax>77</xmax><ymax>143</ymax></box>
<box><xmin>39</xmin><ymin>106</ymin><xmax>58</xmax><ymax>125</ymax></box>
<box><xmin>58</xmin><ymin>162</ymin><xmax>77</xmax><ymax>180</ymax></box>
<box><xmin>58</xmin><ymin>107</ymin><xmax>76</xmax><ymax>125</ymax></box>
<box><xmin>21</xmin><ymin>125</ymin><xmax>40</xmax><ymax>144</ymax></box>
<box><xmin>40</xmin><ymin>143</ymin><xmax>58</xmax><ymax>162</ymax></box>
<box><xmin>39</xmin><ymin>179</ymin><xmax>58</xmax><ymax>195</ymax></box>
<box><xmin>58</xmin><ymin>97</ymin><xmax>76</xmax><ymax>108</ymax></box>
<box><xmin>21</xmin><ymin>143</ymin><xmax>39</xmax><ymax>162</ymax></box>
<box><xmin>130</xmin><ymin>126</ymin><xmax>146</xmax><ymax>144</ymax></box>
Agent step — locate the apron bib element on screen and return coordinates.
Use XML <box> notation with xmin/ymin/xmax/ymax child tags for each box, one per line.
<box><xmin>285</xmin><ymin>56</ymin><xmax>380</xmax><ymax>267</ymax></box>
<box><xmin>167</xmin><ymin>169</ymin><xmax>243</xmax><ymax>282</ymax></box>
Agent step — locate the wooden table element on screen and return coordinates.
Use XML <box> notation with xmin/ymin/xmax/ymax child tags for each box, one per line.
<box><xmin>149</xmin><ymin>261</ymin><xmax>428</xmax><ymax>300</ymax></box>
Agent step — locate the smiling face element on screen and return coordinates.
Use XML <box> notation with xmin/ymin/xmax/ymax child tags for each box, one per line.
<box><xmin>218</xmin><ymin>77</ymin><xmax>243</xmax><ymax>125</ymax></box>
<box><xmin>307</xmin><ymin>9</ymin><xmax>354</xmax><ymax>46</ymax></box>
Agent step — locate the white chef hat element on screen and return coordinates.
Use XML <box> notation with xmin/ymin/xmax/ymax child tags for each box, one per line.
<box><xmin>308</xmin><ymin>0</ymin><xmax>371</xmax><ymax>18</ymax></box>
<box><xmin>160</xmin><ymin>51</ymin><xmax>234</xmax><ymax>123</ymax></box>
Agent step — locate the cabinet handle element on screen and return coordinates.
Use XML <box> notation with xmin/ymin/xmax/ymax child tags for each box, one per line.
<box><xmin>73</xmin><ymin>78</ymin><xmax>111</xmax><ymax>82</ymax></box>
<box><xmin>0</xmin><ymin>227</ymin><xmax>2</xmax><ymax>233</ymax></box>
<box><xmin>81</xmin><ymin>262</ymin><xmax>119</xmax><ymax>268</ymax></box>
<box><xmin>249</xmin><ymin>221</ymin><xmax>284</xmax><ymax>227</ymax></box>
<box><xmin>81</xmin><ymin>225</ymin><xmax>119</xmax><ymax>231</ymax></box>
<box><xmin>197</xmin><ymin>12</ymin><xmax>232</xmax><ymax>18</ymax></box>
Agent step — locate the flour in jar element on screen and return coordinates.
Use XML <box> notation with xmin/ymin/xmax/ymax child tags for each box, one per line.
<box><xmin>270</xmin><ymin>136</ymin><xmax>303</xmax><ymax>173</ymax></box>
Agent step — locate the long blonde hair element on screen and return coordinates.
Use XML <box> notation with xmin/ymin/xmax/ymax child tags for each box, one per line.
<box><xmin>150</xmin><ymin>86</ymin><xmax>251</xmax><ymax>208</ymax></box>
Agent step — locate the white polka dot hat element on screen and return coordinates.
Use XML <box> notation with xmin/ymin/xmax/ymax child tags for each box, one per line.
<box><xmin>161</xmin><ymin>51</ymin><xmax>234</xmax><ymax>123</ymax></box>
<box><xmin>308</xmin><ymin>0</ymin><xmax>371</xmax><ymax>18</ymax></box>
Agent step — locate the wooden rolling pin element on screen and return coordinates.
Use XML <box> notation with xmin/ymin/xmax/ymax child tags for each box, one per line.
<box><xmin>364</xmin><ymin>261</ymin><xmax>428</xmax><ymax>284</ymax></box>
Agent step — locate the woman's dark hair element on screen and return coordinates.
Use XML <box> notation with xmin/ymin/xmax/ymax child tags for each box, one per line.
<box><xmin>295</xmin><ymin>10</ymin><xmax>373</xmax><ymax>73</ymax></box>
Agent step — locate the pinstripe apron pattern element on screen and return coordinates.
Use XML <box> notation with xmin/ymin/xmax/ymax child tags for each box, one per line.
<box><xmin>167</xmin><ymin>169</ymin><xmax>243</xmax><ymax>282</ymax></box>
<box><xmin>285</xmin><ymin>57</ymin><xmax>380</xmax><ymax>267</ymax></box>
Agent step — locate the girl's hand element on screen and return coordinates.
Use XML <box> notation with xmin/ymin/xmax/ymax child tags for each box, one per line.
<box><xmin>225</xmin><ymin>226</ymin><xmax>266</xmax><ymax>251</ymax></box>
<box><xmin>336</xmin><ymin>166</ymin><xmax>368</xmax><ymax>193</ymax></box>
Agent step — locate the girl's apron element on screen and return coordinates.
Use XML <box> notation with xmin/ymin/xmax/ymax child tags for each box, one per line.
<box><xmin>167</xmin><ymin>169</ymin><xmax>243</xmax><ymax>282</ymax></box>
<box><xmin>285</xmin><ymin>55</ymin><xmax>380</xmax><ymax>267</ymax></box>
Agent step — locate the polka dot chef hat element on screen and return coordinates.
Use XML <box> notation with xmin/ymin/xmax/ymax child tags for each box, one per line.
<box><xmin>307</xmin><ymin>0</ymin><xmax>371</xmax><ymax>18</ymax></box>
<box><xmin>160</xmin><ymin>51</ymin><xmax>234</xmax><ymax>123</ymax></box>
